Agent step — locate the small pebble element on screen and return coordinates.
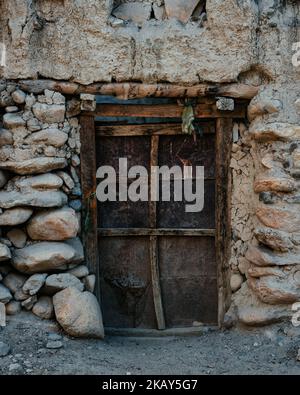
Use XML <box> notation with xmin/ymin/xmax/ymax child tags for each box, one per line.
<box><xmin>46</xmin><ymin>341</ymin><xmax>63</xmax><ymax>350</ymax></box>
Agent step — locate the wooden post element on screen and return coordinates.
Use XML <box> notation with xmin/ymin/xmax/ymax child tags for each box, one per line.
<box><xmin>215</xmin><ymin>118</ymin><xmax>233</xmax><ymax>327</ymax></box>
<box><xmin>79</xmin><ymin>114</ymin><xmax>100</xmax><ymax>300</ymax></box>
<box><xmin>149</xmin><ymin>135</ymin><xmax>166</xmax><ymax>330</ymax></box>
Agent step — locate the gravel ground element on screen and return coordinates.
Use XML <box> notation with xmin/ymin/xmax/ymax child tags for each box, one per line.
<box><xmin>0</xmin><ymin>312</ymin><xmax>300</xmax><ymax>375</ymax></box>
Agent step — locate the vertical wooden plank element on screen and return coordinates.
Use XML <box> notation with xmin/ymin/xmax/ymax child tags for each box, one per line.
<box><xmin>150</xmin><ymin>235</ymin><xmax>166</xmax><ymax>330</ymax></box>
<box><xmin>149</xmin><ymin>135</ymin><xmax>159</xmax><ymax>228</ymax></box>
<box><xmin>80</xmin><ymin>114</ymin><xmax>100</xmax><ymax>300</ymax></box>
<box><xmin>215</xmin><ymin>118</ymin><xmax>233</xmax><ymax>327</ymax></box>
<box><xmin>149</xmin><ymin>135</ymin><xmax>165</xmax><ymax>329</ymax></box>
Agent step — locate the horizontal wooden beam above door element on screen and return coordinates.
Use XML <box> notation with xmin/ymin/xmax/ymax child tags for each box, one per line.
<box><xmin>19</xmin><ymin>80</ymin><xmax>259</xmax><ymax>100</ymax></box>
<box><xmin>95</xmin><ymin>122</ymin><xmax>215</xmax><ymax>136</ymax></box>
<box><xmin>90</xmin><ymin>103</ymin><xmax>246</xmax><ymax>119</ymax></box>
<box><xmin>98</xmin><ymin>228</ymin><xmax>216</xmax><ymax>237</ymax></box>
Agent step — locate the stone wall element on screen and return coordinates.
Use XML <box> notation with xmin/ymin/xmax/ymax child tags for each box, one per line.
<box><xmin>0</xmin><ymin>0</ymin><xmax>258</xmax><ymax>84</ymax></box>
<box><xmin>0</xmin><ymin>82</ymin><xmax>104</xmax><ymax>338</ymax></box>
<box><xmin>226</xmin><ymin>86</ymin><xmax>300</xmax><ymax>326</ymax></box>
<box><xmin>0</xmin><ymin>0</ymin><xmax>300</xmax><ymax>332</ymax></box>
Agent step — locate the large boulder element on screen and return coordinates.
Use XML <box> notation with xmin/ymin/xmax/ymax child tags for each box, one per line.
<box><xmin>32</xmin><ymin>103</ymin><xmax>65</xmax><ymax>124</ymax></box>
<box><xmin>15</xmin><ymin>174</ymin><xmax>63</xmax><ymax>190</ymax></box>
<box><xmin>25</xmin><ymin>129</ymin><xmax>68</xmax><ymax>148</ymax></box>
<box><xmin>246</xmin><ymin>245</ymin><xmax>300</xmax><ymax>267</ymax></box>
<box><xmin>0</xmin><ymin>157</ymin><xmax>67</xmax><ymax>175</ymax></box>
<box><xmin>224</xmin><ymin>283</ymin><xmax>292</xmax><ymax>327</ymax></box>
<box><xmin>0</xmin><ymin>208</ymin><xmax>33</xmax><ymax>226</ymax></box>
<box><xmin>12</xmin><ymin>242</ymin><xmax>77</xmax><ymax>274</ymax></box>
<box><xmin>27</xmin><ymin>208</ymin><xmax>79</xmax><ymax>241</ymax></box>
<box><xmin>249</xmin><ymin>122</ymin><xmax>300</xmax><ymax>142</ymax></box>
<box><xmin>254</xmin><ymin>227</ymin><xmax>294</xmax><ymax>252</ymax></box>
<box><xmin>0</xmin><ymin>190</ymin><xmax>67</xmax><ymax>209</ymax></box>
<box><xmin>53</xmin><ymin>287</ymin><xmax>104</xmax><ymax>339</ymax></box>
<box><xmin>254</xmin><ymin>174</ymin><xmax>297</xmax><ymax>193</ymax></box>
<box><xmin>256</xmin><ymin>206</ymin><xmax>300</xmax><ymax>233</ymax></box>
<box><xmin>248</xmin><ymin>269</ymin><xmax>300</xmax><ymax>305</ymax></box>
<box><xmin>44</xmin><ymin>273</ymin><xmax>84</xmax><ymax>294</ymax></box>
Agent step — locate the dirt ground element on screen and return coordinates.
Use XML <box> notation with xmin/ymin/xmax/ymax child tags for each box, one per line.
<box><xmin>0</xmin><ymin>312</ymin><xmax>300</xmax><ymax>375</ymax></box>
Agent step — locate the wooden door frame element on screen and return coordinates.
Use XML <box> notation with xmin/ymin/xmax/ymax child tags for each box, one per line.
<box><xmin>80</xmin><ymin>99</ymin><xmax>244</xmax><ymax>328</ymax></box>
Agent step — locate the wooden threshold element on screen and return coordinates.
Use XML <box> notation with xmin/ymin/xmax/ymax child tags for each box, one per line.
<box><xmin>98</xmin><ymin>228</ymin><xmax>216</xmax><ymax>237</ymax></box>
<box><xmin>105</xmin><ymin>326</ymin><xmax>218</xmax><ymax>337</ymax></box>
<box><xmin>90</xmin><ymin>103</ymin><xmax>246</xmax><ymax>119</ymax></box>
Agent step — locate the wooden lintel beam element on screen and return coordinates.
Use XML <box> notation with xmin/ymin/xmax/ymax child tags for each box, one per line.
<box><xmin>92</xmin><ymin>103</ymin><xmax>246</xmax><ymax>119</ymax></box>
<box><xmin>18</xmin><ymin>80</ymin><xmax>260</xmax><ymax>100</ymax></box>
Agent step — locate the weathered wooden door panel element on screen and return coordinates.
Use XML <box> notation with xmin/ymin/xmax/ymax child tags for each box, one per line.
<box><xmin>97</xmin><ymin>136</ymin><xmax>150</xmax><ymax>228</ymax></box>
<box><xmin>161</xmin><ymin>277</ymin><xmax>218</xmax><ymax>327</ymax></box>
<box><xmin>98</xmin><ymin>199</ymin><xmax>150</xmax><ymax>229</ymax></box>
<box><xmin>158</xmin><ymin>134</ymin><xmax>215</xmax><ymax>178</ymax></box>
<box><xmin>158</xmin><ymin>236</ymin><xmax>216</xmax><ymax>278</ymax></box>
<box><xmin>157</xmin><ymin>180</ymin><xmax>215</xmax><ymax>229</ymax></box>
<box><xmin>159</xmin><ymin>236</ymin><xmax>217</xmax><ymax>326</ymax></box>
<box><xmin>96</xmin><ymin>136</ymin><xmax>151</xmax><ymax>170</ymax></box>
<box><xmin>96</xmin><ymin>119</ymin><xmax>218</xmax><ymax>329</ymax></box>
<box><xmin>99</xmin><ymin>236</ymin><xmax>157</xmax><ymax>328</ymax></box>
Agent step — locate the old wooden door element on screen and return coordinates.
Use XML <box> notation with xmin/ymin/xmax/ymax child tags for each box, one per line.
<box><xmin>95</xmin><ymin>110</ymin><xmax>219</xmax><ymax>330</ymax></box>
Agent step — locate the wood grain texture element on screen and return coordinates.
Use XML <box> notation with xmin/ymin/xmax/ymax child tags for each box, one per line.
<box><xmin>149</xmin><ymin>136</ymin><xmax>166</xmax><ymax>330</ymax></box>
<box><xmin>96</xmin><ymin>123</ymin><xmax>215</xmax><ymax>137</ymax></box>
<box><xmin>80</xmin><ymin>115</ymin><xmax>100</xmax><ymax>300</ymax></box>
<box><xmin>150</xmin><ymin>235</ymin><xmax>166</xmax><ymax>330</ymax></box>
<box><xmin>98</xmin><ymin>228</ymin><xmax>216</xmax><ymax>237</ymax></box>
<box><xmin>215</xmin><ymin>118</ymin><xmax>233</xmax><ymax>327</ymax></box>
<box><xmin>19</xmin><ymin>80</ymin><xmax>259</xmax><ymax>100</ymax></box>
<box><xmin>91</xmin><ymin>103</ymin><xmax>246</xmax><ymax>119</ymax></box>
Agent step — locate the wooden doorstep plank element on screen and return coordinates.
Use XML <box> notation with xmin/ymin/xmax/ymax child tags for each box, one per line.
<box><xmin>105</xmin><ymin>326</ymin><xmax>217</xmax><ymax>337</ymax></box>
<box><xmin>95</xmin><ymin>123</ymin><xmax>215</xmax><ymax>137</ymax></box>
<box><xmin>91</xmin><ymin>103</ymin><xmax>246</xmax><ymax>119</ymax></box>
<box><xmin>98</xmin><ymin>228</ymin><xmax>216</xmax><ymax>237</ymax></box>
